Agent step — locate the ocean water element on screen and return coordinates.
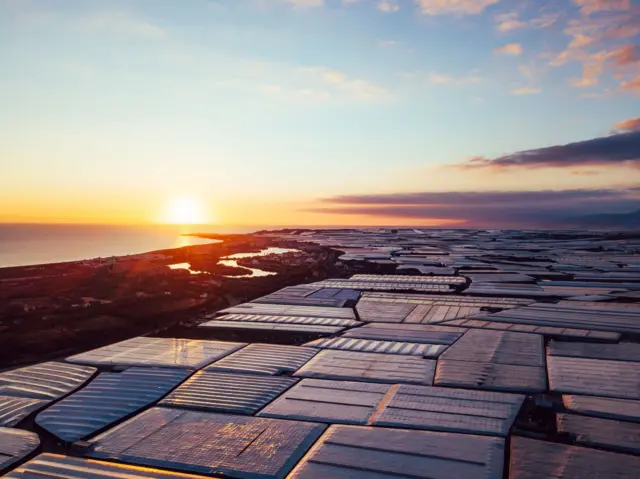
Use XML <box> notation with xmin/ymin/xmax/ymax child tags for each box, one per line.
<box><xmin>0</xmin><ymin>224</ymin><xmax>261</xmax><ymax>268</ymax></box>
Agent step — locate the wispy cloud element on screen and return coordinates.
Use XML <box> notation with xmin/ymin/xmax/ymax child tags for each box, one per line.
<box><xmin>299</xmin><ymin>67</ymin><xmax>390</xmax><ymax>100</ymax></box>
<box><xmin>519</xmin><ymin>65</ymin><xmax>535</xmax><ymax>81</ymax></box>
<box><xmin>321</xmin><ymin>188</ymin><xmax>639</xmax><ymax>206</ymax></box>
<box><xmin>414</xmin><ymin>0</ymin><xmax>499</xmax><ymax>15</ymax></box>
<box><xmin>581</xmin><ymin>88</ymin><xmax>613</xmax><ymax>98</ymax></box>
<box><xmin>377</xmin><ymin>0</ymin><xmax>400</xmax><ymax>13</ymax></box>
<box><xmin>510</xmin><ymin>86</ymin><xmax>541</xmax><ymax>95</ymax></box>
<box><xmin>0</xmin><ymin>3</ymin><xmax>167</xmax><ymax>39</ymax></box>
<box><xmin>285</xmin><ymin>0</ymin><xmax>324</xmax><ymax>7</ymax></box>
<box><xmin>573</xmin><ymin>0</ymin><xmax>631</xmax><ymax>16</ymax></box>
<box><xmin>494</xmin><ymin>11</ymin><xmax>560</xmax><ymax>32</ymax></box>
<box><xmin>427</xmin><ymin>72</ymin><xmax>485</xmax><ymax>85</ymax></box>
<box><xmin>396</xmin><ymin>70</ymin><xmax>485</xmax><ymax>86</ymax></box>
<box><xmin>494</xmin><ymin>43</ymin><xmax>523</xmax><ymax>55</ymax></box>
<box><xmin>570</xmin><ymin>61</ymin><xmax>604</xmax><ymax>87</ymax></box>
<box><xmin>571</xmin><ymin>77</ymin><xmax>599</xmax><ymax>87</ymax></box>
<box><xmin>456</xmin><ymin>131</ymin><xmax>640</xmax><ymax>170</ymax></box>
<box><xmin>620</xmin><ymin>76</ymin><xmax>640</xmax><ymax>93</ymax></box>
<box><xmin>608</xmin><ymin>45</ymin><xmax>640</xmax><ymax>67</ymax></box>
<box><xmin>494</xmin><ymin>12</ymin><xmax>526</xmax><ymax>32</ymax></box>
<box><xmin>0</xmin><ymin>0</ymin><xmax>60</xmax><ymax>25</ymax></box>
<box><xmin>547</xmin><ymin>1</ymin><xmax>639</xmax><ymax>94</ymax></box>
<box><xmin>79</xmin><ymin>11</ymin><xmax>166</xmax><ymax>39</ymax></box>
<box><xmin>511</xmin><ymin>64</ymin><xmax>543</xmax><ymax>95</ymax></box>
<box><xmin>209</xmin><ymin>59</ymin><xmax>391</xmax><ymax>105</ymax></box>
<box><xmin>571</xmin><ymin>170</ymin><xmax>599</xmax><ymax>175</ymax></box>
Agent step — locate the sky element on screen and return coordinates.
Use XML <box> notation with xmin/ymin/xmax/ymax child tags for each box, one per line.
<box><xmin>0</xmin><ymin>0</ymin><xmax>639</xmax><ymax>227</ymax></box>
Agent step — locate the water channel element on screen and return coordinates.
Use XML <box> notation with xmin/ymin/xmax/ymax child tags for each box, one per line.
<box><xmin>168</xmin><ymin>247</ymin><xmax>299</xmax><ymax>278</ymax></box>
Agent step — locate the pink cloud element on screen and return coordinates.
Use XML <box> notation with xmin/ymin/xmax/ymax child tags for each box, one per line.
<box><xmin>620</xmin><ymin>76</ymin><xmax>640</xmax><ymax>92</ymax></box>
<box><xmin>550</xmin><ymin>6</ymin><xmax>640</xmax><ymax>90</ymax></box>
<box><xmin>494</xmin><ymin>43</ymin><xmax>523</xmax><ymax>55</ymax></box>
<box><xmin>495</xmin><ymin>11</ymin><xmax>560</xmax><ymax>32</ymax></box>
<box><xmin>607</xmin><ymin>17</ymin><xmax>640</xmax><ymax>39</ymax></box>
<box><xmin>568</xmin><ymin>33</ymin><xmax>596</xmax><ymax>48</ymax></box>
<box><xmin>608</xmin><ymin>44</ymin><xmax>640</xmax><ymax>66</ymax></box>
<box><xmin>573</xmin><ymin>0</ymin><xmax>631</xmax><ymax>16</ymax></box>
<box><xmin>312</xmin><ymin>188</ymin><xmax>640</xmax><ymax>227</ymax></box>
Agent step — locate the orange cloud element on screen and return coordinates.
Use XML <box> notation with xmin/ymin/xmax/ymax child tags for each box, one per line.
<box><xmin>570</xmin><ymin>61</ymin><xmax>604</xmax><ymax>87</ymax></box>
<box><xmin>571</xmin><ymin>77</ymin><xmax>599</xmax><ymax>87</ymax></box>
<box><xmin>495</xmin><ymin>12</ymin><xmax>526</xmax><ymax>32</ymax></box>
<box><xmin>494</xmin><ymin>43</ymin><xmax>523</xmax><ymax>55</ymax></box>
<box><xmin>612</xmin><ymin>117</ymin><xmax>640</xmax><ymax>132</ymax></box>
<box><xmin>620</xmin><ymin>76</ymin><xmax>640</xmax><ymax>92</ymax></box>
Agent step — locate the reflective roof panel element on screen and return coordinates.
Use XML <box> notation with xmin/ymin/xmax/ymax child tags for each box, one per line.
<box><xmin>88</xmin><ymin>407</ymin><xmax>326</xmax><ymax>479</ymax></box>
<box><xmin>66</xmin><ymin>337</ymin><xmax>246</xmax><ymax>369</ymax></box>
<box><xmin>4</xmin><ymin>453</ymin><xmax>217</xmax><ymax>478</ymax></box>
<box><xmin>0</xmin><ymin>427</ymin><xmax>40</xmax><ymax>474</ymax></box>
<box><xmin>36</xmin><ymin>368</ymin><xmax>190</xmax><ymax>442</ymax></box>
<box><xmin>0</xmin><ymin>362</ymin><xmax>96</xmax><ymax>401</ymax></box>
<box><xmin>289</xmin><ymin>425</ymin><xmax>505</xmax><ymax>479</ymax></box>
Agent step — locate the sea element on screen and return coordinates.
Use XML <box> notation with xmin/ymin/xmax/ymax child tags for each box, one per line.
<box><xmin>0</xmin><ymin>224</ymin><xmax>263</xmax><ymax>268</ymax></box>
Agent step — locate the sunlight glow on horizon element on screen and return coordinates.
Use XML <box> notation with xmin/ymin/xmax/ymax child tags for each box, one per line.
<box><xmin>0</xmin><ymin>1</ymin><xmax>637</xmax><ymax>228</ymax></box>
<box><xmin>162</xmin><ymin>197</ymin><xmax>211</xmax><ymax>225</ymax></box>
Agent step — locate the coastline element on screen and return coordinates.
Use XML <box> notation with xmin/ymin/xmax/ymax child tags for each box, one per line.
<box><xmin>0</xmin><ymin>224</ymin><xmax>221</xmax><ymax>268</ymax></box>
<box><xmin>0</xmin><ymin>233</ymin><xmax>361</xmax><ymax>367</ymax></box>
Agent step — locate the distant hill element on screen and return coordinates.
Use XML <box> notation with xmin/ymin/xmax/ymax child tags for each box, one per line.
<box><xmin>564</xmin><ymin>209</ymin><xmax>640</xmax><ymax>230</ymax></box>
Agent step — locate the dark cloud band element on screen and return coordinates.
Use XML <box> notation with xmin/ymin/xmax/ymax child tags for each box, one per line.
<box><xmin>456</xmin><ymin>131</ymin><xmax>640</xmax><ymax>170</ymax></box>
<box><xmin>311</xmin><ymin>188</ymin><xmax>640</xmax><ymax>226</ymax></box>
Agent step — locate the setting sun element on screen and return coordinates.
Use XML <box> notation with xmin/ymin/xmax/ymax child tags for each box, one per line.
<box><xmin>164</xmin><ymin>197</ymin><xmax>207</xmax><ymax>225</ymax></box>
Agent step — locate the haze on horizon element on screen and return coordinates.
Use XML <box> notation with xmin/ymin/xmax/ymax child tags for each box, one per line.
<box><xmin>0</xmin><ymin>0</ymin><xmax>639</xmax><ymax>229</ymax></box>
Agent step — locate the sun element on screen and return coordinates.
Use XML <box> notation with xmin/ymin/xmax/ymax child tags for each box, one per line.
<box><xmin>164</xmin><ymin>197</ymin><xmax>207</xmax><ymax>225</ymax></box>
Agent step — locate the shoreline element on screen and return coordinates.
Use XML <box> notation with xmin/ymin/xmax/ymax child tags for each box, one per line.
<box><xmin>0</xmin><ymin>232</ymin><xmax>261</xmax><ymax>271</ymax></box>
<box><xmin>0</xmin><ymin>223</ymin><xmax>258</xmax><ymax>269</ymax></box>
<box><xmin>0</xmin><ymin>233</ymin><xmax>365</xmax><ymax>368</ymax></box>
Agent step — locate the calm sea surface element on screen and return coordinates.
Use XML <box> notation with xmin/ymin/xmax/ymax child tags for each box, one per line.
<box><xmin>0</xmin><ymin>224</ymin><xmax>261</xmax><ymax>267</ymax></box>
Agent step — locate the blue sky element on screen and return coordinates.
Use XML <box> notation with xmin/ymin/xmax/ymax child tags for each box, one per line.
<box><xmin>0</xmin><ymin>0</ymin><xmax>638</xmax><ymax>226</ymax></box>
